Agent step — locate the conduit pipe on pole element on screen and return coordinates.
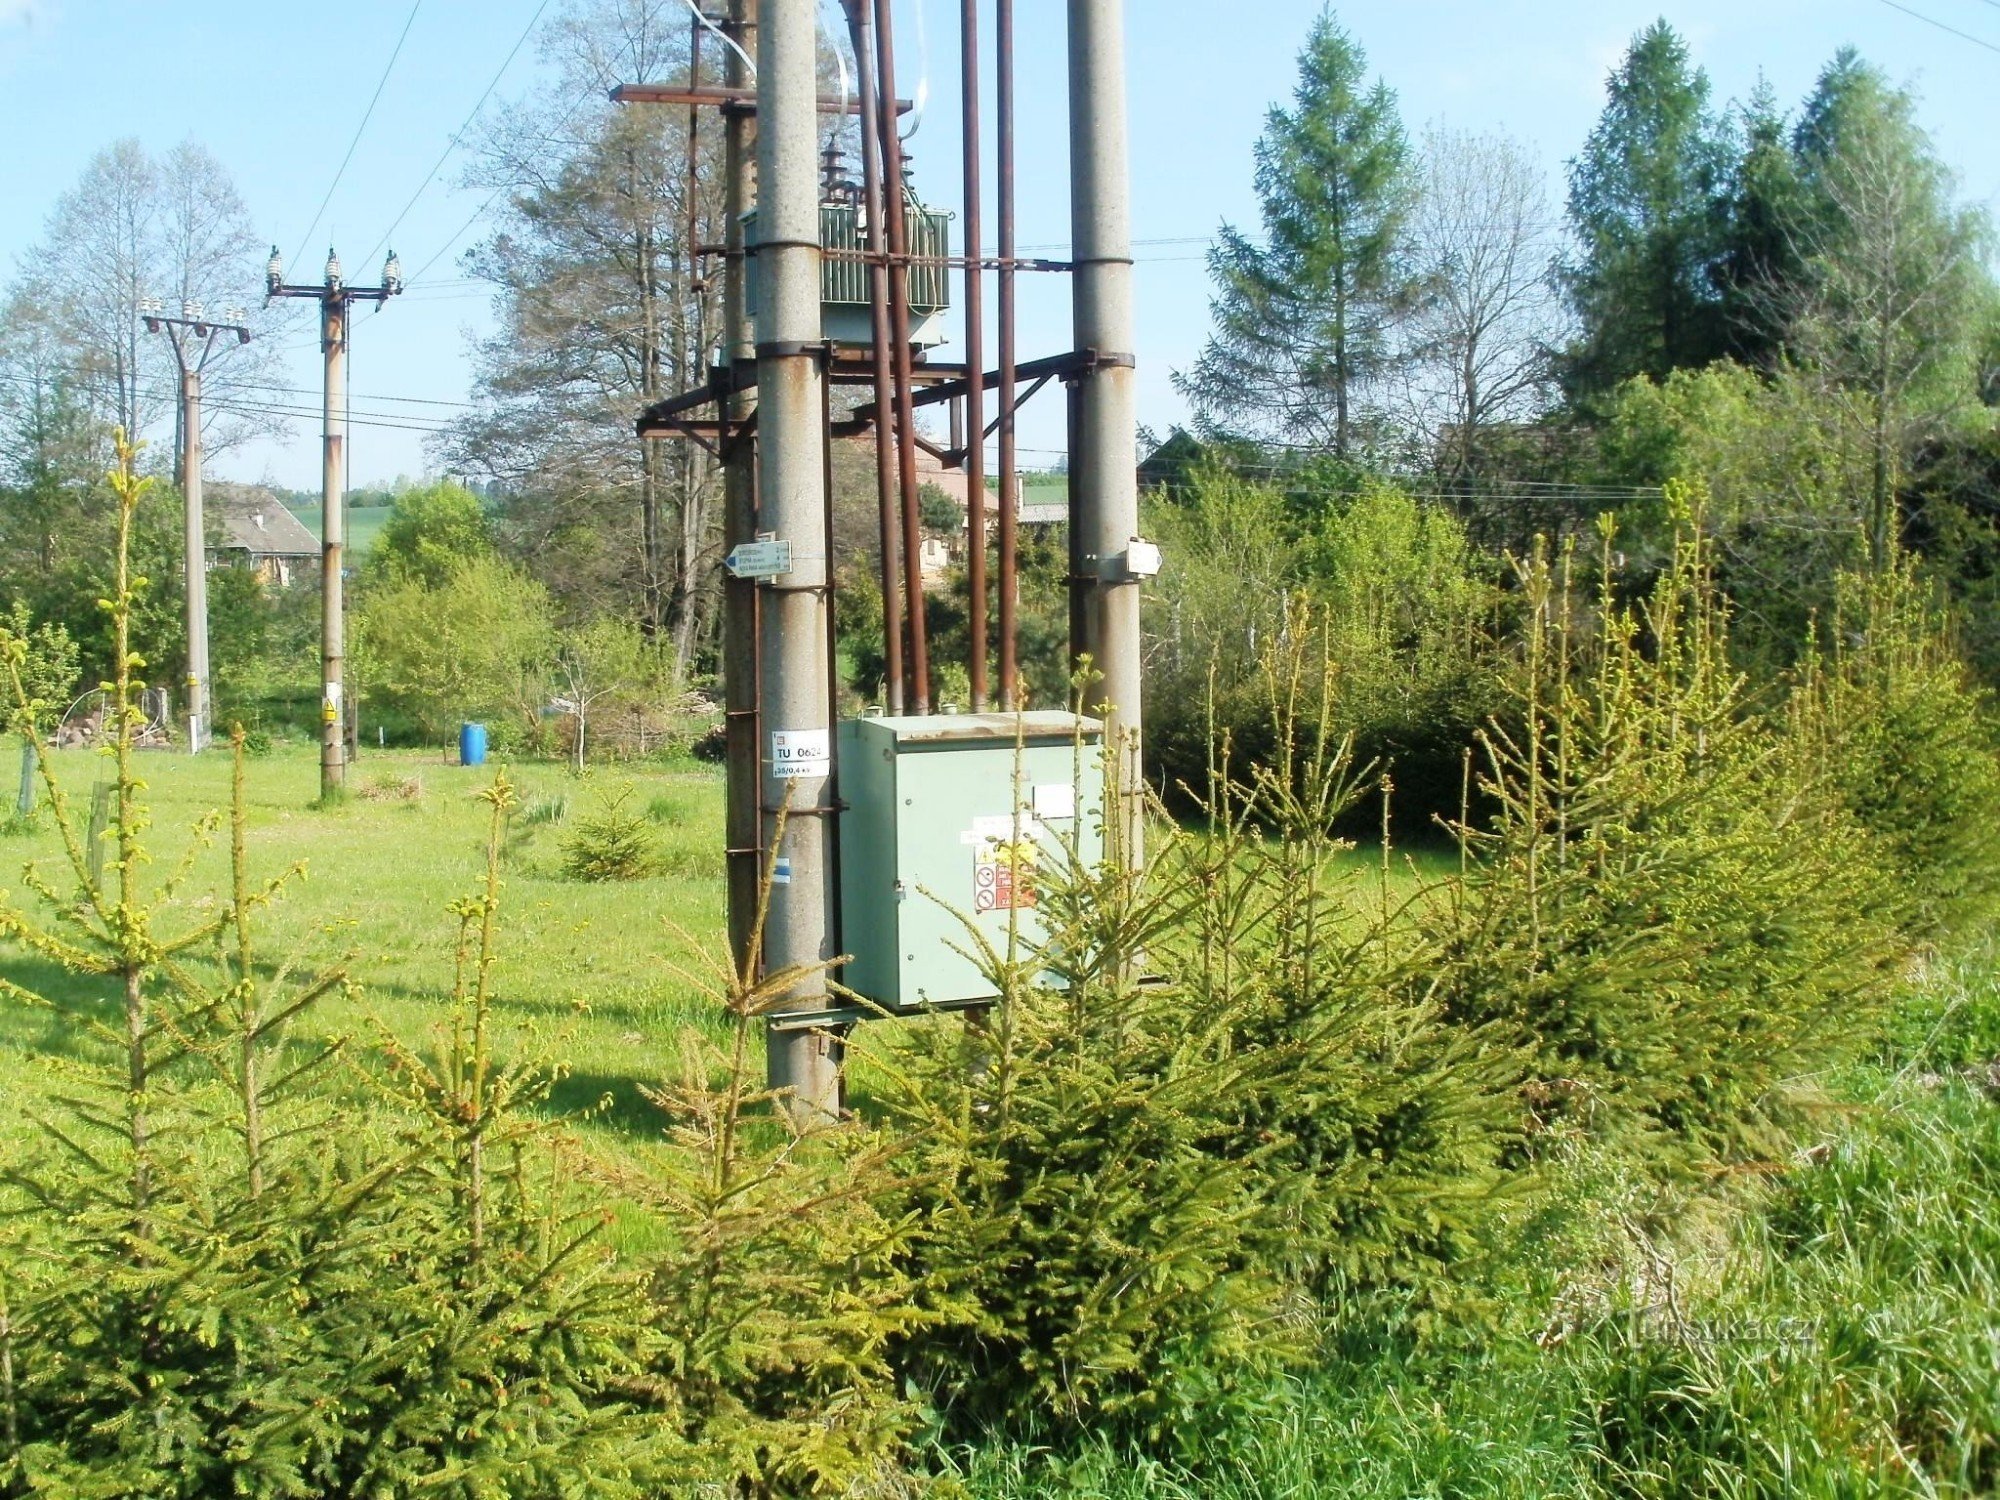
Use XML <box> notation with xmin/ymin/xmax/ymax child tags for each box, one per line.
<box><xmin>721</xmin><ymin>0</ymin><xmax>764</xmax><ymax>972</ymax></box>
<box><xmin>960</xmin><ymin>0</ymin><xmax>988</xmax><ymax>710</ymax></box>
<box><xmin>996</xmin><ymin>0</ymin><xmax>1020</xmax><ymax>708</ymax></box>
<box><xmin>872</xmin><ymin>0</ymin><xmax>931</xmax><ymax>713</ymax></box>
<box><xmin>845</xmin><ymin>0</ymin><xmax>906</xmax><ymax>716</ymax></box>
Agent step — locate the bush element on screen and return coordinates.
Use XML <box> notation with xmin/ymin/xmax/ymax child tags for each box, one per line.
<box><xmin>616</xmin><ymin>874</ymin><xmax>924</xmax><ymax>1495</ymax></box>
<box><xmin>1430</xmin><ymin>500</ymin><xmax>1908</xmax><ymax>1169</ymax></box>
<box><xmin>877</xmin><ymin>680</ymin><xmax>1518</xmax><ymax>1443</ymax></box>
<box><xmin>560</xmin><ymin>786</ymin><xmax>660</xmax><ymax>881</ymax></box>
<box><xmin>1800</xmin><ymin>557</ymin><xmax>2000</xmax><ymax>942</ymax></box>
<box><xmin>355</xmin><ymin>554</ymin><xmax>555</xmax><ymax>744</ymax></box>
<box><xmin>0</xmin><ymin>443</ymin><xmax>663</xmax><ymax>1496</ymax></box>
<box><xmin>1145</xmin><ymin>472</ymin><xmax>1502</xmax><ymax>835</ymax></box>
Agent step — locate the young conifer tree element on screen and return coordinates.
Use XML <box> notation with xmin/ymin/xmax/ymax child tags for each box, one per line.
<box><xmin>0</xmin><ymin>434</ymin><xmax>664</xmax><ymax>1497</ymax></box>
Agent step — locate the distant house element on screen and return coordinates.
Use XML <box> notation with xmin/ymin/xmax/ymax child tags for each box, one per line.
<box><xmin>209</xmin><ymin>484</ymin><xmax>319</xmax><ymax>587</ymax></box>
<box><xmin>836</xmin><ymin>431</ymin><xmax>1078</xmax><ymax>585</ymax></box>
<box><xmin>917</xmin><ymin>474</ymin><xmax>1070</xmax><ymax>580</ymax></box>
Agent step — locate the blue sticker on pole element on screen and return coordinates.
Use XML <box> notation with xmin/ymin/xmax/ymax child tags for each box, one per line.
<box><xmin>771</xmin><ymin>858</ymin><xmax>792</xmax><ymax>886</ymax></box>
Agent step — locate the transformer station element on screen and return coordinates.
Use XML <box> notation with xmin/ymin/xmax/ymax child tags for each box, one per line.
<box><xmin>619</xmin><ymin>0</ymin><xmax>1146</xmax><ymax>1116</ymax></box>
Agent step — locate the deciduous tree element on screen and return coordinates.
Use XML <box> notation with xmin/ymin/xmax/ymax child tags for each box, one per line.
<box><xmin>1784</xmin><ymin>53</ymin><xmax>1991</xmax><ymax>567</ymax></box>
<box><xmin>10</xmin><ymin>139</ymin><xmax>280</xmax><ymax>468</ymax></box>
<box><xmin>443</xmin><ymin>0</ymin><xmax>721</xmax><ymax>660</ymax></box>
<box><xmin>1396</xmin><ymin>127</ymin><xmax>1561</xmax><ymax>480</ymax></box>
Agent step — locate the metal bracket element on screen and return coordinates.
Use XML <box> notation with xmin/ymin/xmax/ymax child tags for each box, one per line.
<box><xmin>766</xmin><ymin>990</ymin><xmax>996</xmax><ymax>1030</ymax></box>
<box><xmin>754</xmin><ymin>339</ymin><xmax>834</xmax><ymax>363</ymax></box>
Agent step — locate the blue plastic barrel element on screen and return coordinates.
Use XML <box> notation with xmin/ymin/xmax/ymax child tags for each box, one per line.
<box><xmin>459</xmin><ymin>722</ymin><xmax>488</xmax><ymax>767</ymax></box>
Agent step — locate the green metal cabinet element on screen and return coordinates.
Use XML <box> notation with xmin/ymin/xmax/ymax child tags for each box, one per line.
<box><xmin>836</xmin><ymin>712</ymin><xmax>1103</xmax><ymax>1012</ymax></box>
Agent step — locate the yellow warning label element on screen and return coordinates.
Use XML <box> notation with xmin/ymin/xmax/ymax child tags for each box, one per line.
<box><xmin>974</xmin><ymin>839</ymin><xmax>1039</xmax><ymax>913</ymax></box>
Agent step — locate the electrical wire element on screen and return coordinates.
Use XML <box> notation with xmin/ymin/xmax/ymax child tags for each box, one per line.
<box><xmin>360</xmin><ymin>0</ymin><xmax>556</xmax><ymax>268</ymax></box>
<box><xmin>289</xmin><ymin>0</ymin><xmax>428</xmax><ymax>271</ymax></box>
<box><xmin>820</xmin><ymin>1</ymin><xmax>852</xmax><ymax>120</ymax></box>
<box><xmin>402</xmin><ymin>89</ymin><xmax>591</xmax><ymax>288</ymax></box>
<box><xmin>901</xmin><ymin>0</ymin><xmax>930</xmax><ymax>139</ymax></box>
<box><xmin>1870</xmin><ymin>0</ymin><xmax>2000</xmax><ymax>54</ymax></box>
<box><xmin>681</xmin><ymin>0</ymin><xmax>755</xmax><ymax>78</ymax></box>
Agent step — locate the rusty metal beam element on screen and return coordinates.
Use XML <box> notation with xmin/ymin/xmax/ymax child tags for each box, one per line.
<box><xmin>849</xmin><ymin>348</ymin><xmax>1100</xmax><ymax>423</ymax></box>
<box><xmin>610</xmin><ymin>82</ymin><xmax>912</xmax><ymax>114</ymax></box>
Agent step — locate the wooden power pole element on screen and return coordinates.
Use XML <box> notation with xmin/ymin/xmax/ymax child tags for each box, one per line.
<box><xmin>267</xmin><ymin>247</ymin><xmax>402</xmax><ymax>803</ymax></box>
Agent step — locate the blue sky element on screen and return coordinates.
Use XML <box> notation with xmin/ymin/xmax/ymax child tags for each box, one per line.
<box><xmin>2</xmin><ymin>0</ymin><xmax>1995</xmax><ymax>489</ymax></box>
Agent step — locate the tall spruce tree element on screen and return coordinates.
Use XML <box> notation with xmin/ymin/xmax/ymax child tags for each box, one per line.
<box><xmin>1714</xmin><ymin>78</ymin><xmax>1807</xmax><ymax>368</ymax></box>
<box><xmin>1561</xmin><ymin>21</ymin><xmax>1732</xmax><ymax>399</ymax></box>
<box><xmin>1178</xmin><ymin>14</ymin><xmax>1415</xmax><ymax>457</ymax></box>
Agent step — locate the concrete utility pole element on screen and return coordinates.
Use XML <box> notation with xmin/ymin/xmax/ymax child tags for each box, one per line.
<box><xmin>140</xmin><ymin>301</ymin><xmax>253</xmax><ymax>754</ymax></box>
<box><xmin>267</xmin><ymin>247</ymin><xmax>402</xmax><ymax>803</ymax></box>
<box><xmin>1068</xmin><ymin>0</ymin><xmax>1144</xmax><ymax>864</ymax></box>
<box><xmin>755</xmin><ymin>0</ymin><xmax>841</xmax><ymax>1118</ymax></box>
<box><xmin>721</xmin><ymin>0</ymin><xmax>763</xmax><ymax>984</ymax></box>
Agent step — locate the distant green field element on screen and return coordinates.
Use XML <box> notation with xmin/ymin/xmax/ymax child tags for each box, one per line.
<box><xmin>284</xmin><ymin>502</ymin><xmax>391</xmax><ymax>557</ymax></box>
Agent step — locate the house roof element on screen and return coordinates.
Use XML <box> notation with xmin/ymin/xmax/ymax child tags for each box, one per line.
<box><xmin>210</xmin><ymin>485</ymin><xmax>320</xmax><ymax>557</ymax></box>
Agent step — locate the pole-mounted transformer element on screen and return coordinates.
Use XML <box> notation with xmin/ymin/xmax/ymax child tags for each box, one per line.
<box><xmin>616</xmin><ymin>0</ymin><xmax>1151</xmax><ymax>1117</ymax></box>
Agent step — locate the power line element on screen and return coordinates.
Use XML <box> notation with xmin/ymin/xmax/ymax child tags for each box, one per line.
<box><xmin>1871</xmin><ymin>0</ymin><xmax>2000</xmax><ymax>54</ymax></box>
<box><xmin>289</xmin><ymin>0</ymin><xmax>428</xmax><ymax>270</ymax></box>
<box><xmin>0</xmin><ymin>366</ymin><xmax>478</xmax><ymax>414</ymax></box>
<box><xmin>0</xmin><ymin>373</ymin><xmax>458</xmax><ymax>439</ymax></box>
<box><xmin>404</xmin><ymin>88</ymin><xmax>596</xmax><ymax>288</ymax></box>
<box><xmin>360</xmin><ymin>0</ymin><xmax>556</xmax><ymax>268</ymax></box>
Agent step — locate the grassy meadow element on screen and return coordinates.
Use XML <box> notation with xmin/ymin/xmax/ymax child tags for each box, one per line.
<box><xmin>0</xmin><ymin>740</ymin><xmax>730</xmax><ymax>1156</ymax></box>
<box><xmin>287</xmin><ymin>502</ymin><xmax>393</xmax><ymax>559</ymax></box>
<box><xmin>1</xmin><ymin>729</ymin><xmax>1997</xmax><ymax>1496</ymax></box>
<box><xmin>0</xmin><ymin>739</ymin><xmax>1450</xmax><ymax>1138</ymax></box>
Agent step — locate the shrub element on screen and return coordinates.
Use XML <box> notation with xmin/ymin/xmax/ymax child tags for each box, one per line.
<box><xmin>615</xmin><ymin>852</ymin><xmax>924</xmax><ymax>1496</ymax></box>
<box><xmin>358</xmin><ymin>770</ymin><xmax>424</xmax><ymax>803</ymax></box>
<box><xmin>1799</xmin><ymin>557</ymin><xmax>2000</xmax><ymax>942</ymax></box>
<box><xmin>0</xmin><ymin>439</ymin><xmax>663</xmax><ymax>1496</ymax></box>
<box><xmin>354</xmin><ymin>554</ymin><xmax>555</xmax><ymax>744</ymax></box>
<box><xmin>877</xmin><ymin>677</ymin><xmax>1518</xmax><ymax>1443</ymax></box>
<box><xmin>1431</xmin><ymin>499</ymin><xmax>1908</xmax><ymax>1169</ymax></box>
<box><xmin>1146</xmin><ymin>472</ymin><xmax>1502</xmax><ymax>835</ymax></box>
<box><xmin>561</xmin><ymin>786</ymin><xmax>660</xmax><ymax>881</ymax></box>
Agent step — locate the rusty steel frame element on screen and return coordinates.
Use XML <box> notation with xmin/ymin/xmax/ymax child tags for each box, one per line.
<box><xmin>869</xmin><ymin>0</ymin><xmax>932</xmax><ymax>714</ymax></box>
<box><xmin>609</xmin><ymin>82</ymin><xmax>913</xmax><ymax>114</ymax></box>
<box><xmin>960</xmin><ymin>0</ymin><xmax>988</xmax><ymax>709</ymax></box>
<box><xmin>844</xmin><ymin>0</ymin><xmax>905</xmax><ymax>714</ymax></box>
<box><xmin>624</xmin><ymin>0</ymin><xmax>1102</xmax><ymax>729</ymax></box>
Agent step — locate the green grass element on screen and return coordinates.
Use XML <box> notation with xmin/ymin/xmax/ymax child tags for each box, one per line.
<box><xmin>0</xmin><ymin>744</ymin><xmax>1425</xmax><ymax>1136</ymax></box>
<box><xmin>948</xmin><ymin>958</ymin><xmax>2000</xmax><ymax>1498</ymax></box>
<box><xmin>4</xmin><ymin>739</ymin><xmax>1997</xmax><ymax>1494</ymax></box>
<box><xmin>0</xmin><ymin>742</ymin><xmax>729</xmax><ymax>1147</ymax></box>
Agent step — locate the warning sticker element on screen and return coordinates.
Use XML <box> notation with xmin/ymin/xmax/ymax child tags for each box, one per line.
<box><xmin>974</xmin><ymin>838</ymin><xmax>1039</xmax><ymax>914</ymax></box>
<box><xmin>770</xmin><ymin>729</ymin><xmax>830</xmax><ymax>779</ymax></box>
